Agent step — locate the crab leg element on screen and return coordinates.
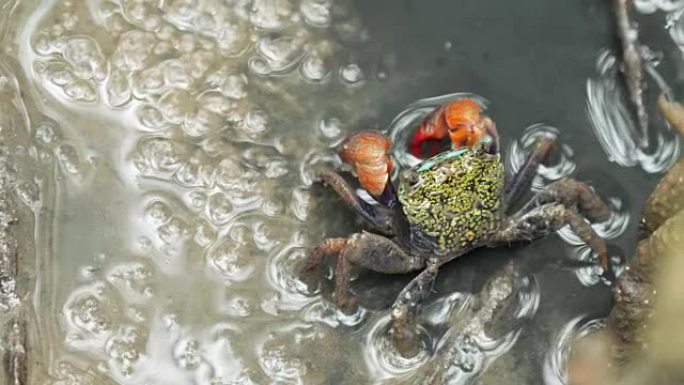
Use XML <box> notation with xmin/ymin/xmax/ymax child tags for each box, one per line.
<box><xmin>534</xmin><ymin>177</ymin><xmax>612</xmax><ymax>223</ymax></box>
<box><xmin>319</xmin><ymin>170</ymin><xmax>395</xmax><ymax>235</ymax></box>
<box><xmin>390</xmin><ymin>259</ymin><xmax>440</xmax><ymax>357</ymax></box>
<box><xmin>303</xmin><ymin>232</ymin><xmax>424</xmax><ymax>311</ymax></box>
<box><xmin>493</xmin><ymin>203</ymin><xmax>610</xmax><ymax>273</ymax></box>
<box><xmin>614</xmin><ymin>0</ymin><xmax>649</xmax><ymax>147</ymax></box>
<box><xmin>301</xmin><ymin>237</ymin><xmax>348</xmax><ymax>275</ymax></box>
<box><xmin>503</xmin><ymin>136</ymin><xmax>555</xmax><ymax>212</ymax></box>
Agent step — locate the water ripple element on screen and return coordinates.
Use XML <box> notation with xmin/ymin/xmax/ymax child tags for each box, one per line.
<box><xmin>586</xmin><ymin>49</ymin><xmax>680</xmax><ymax>173</ymax></box>
<box><xmin>364</xmin><ymin>313</ymin><xmax>432</xmax><ymax>380</ymax></box>
<box><xmin>505</xmin><ymin>123</ymin><xmax>576</xmax><ymax>191</ymax></box>
<box><xmin>543</xmin><ymin>316</ymin><xmax>606</xmax><ymax>385</ymax></box>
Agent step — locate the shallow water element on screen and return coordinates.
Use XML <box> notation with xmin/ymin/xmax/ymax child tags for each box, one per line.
<box><xmin>0</xmin><ymin>0</ymin><xmax>681</xmax><ymax>384</ymax></box>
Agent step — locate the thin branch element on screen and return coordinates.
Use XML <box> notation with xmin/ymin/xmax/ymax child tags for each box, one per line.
<box><xmin>614</xmin><ymin>0</ymin><xmax>649</xmax><ymax>148</ymax></box>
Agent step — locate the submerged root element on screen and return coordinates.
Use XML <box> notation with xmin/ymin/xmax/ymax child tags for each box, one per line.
<box><xmin>614</xmin><ymin>0</ymin><xmax>649</xmax><ymax>148</ymax></box>
<box><xmin>568</xmin><ymin>97</ymin><xmax>684</xmax><ymax>383</ymax></box>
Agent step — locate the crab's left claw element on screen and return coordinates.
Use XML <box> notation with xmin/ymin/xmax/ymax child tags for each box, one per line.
<box><xmin>410</xmin><ymin>105</ymin><xmax>450</xmax><ymax>157</ymax></box>
<box><xmin>409</xmin><ymin>98</ymin><xmax>500</xmax><ymax>158</ymax></box>
<box><xmin>444</xmin><ymin>99</ymin><xmax>499</xmax><ymax>154</ymax></box>
<box><xmin>339</xmin><ymin>131</ymin><xmax>394</xmax><ymax>198</ymax></box>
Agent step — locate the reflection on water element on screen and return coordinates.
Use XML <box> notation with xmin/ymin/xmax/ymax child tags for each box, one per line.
<box><xmin>542</xmin><ymin>316</ymin><xmax>605</xmax><ymax>385</ymax></box>
<box><xmin>586</xmin><ymin>49</ymin><xmax>680</xmax><ymax>173</ymax></box>
<box><xmin>0</xmin><ymin>0</ymin><xmax>681</xmax><ymax>384</ymax></box>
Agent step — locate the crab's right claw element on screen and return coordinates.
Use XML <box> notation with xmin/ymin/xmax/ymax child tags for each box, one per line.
<box><xmin>339</xmin><ymin>131</ymin><xmax>394</xmax><ymax>198</ymax></box>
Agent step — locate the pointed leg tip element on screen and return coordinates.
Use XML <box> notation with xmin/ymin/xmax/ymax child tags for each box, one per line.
<box><xmin>391</xmin><ymin>325</ymin><xmax>420</xmax><ymax>358</ymax></box>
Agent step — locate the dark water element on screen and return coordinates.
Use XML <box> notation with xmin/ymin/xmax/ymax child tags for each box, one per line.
<box><xmin>345</xmin><ymin>0</ymin><xmax>676</xmax><ymax>382</ymax></box>
<box><xmin>1</xmin><ymin>0</ymin><xmax>681</xmax><ymax>384</ymax></box>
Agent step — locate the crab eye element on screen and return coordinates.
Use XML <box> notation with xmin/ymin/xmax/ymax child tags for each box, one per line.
<box><xmin>401</xmin><ymin>170</ymin><xmax>420</xmax><ymax>187</ymax></box>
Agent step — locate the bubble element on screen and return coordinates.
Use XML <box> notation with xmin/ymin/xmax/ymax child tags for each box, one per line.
<box><xmin>157</xmin><ymin>89</ymin><xmax>193</xmax><ymax>124</ymax></box>
<box><xmin>290</xmin><ymin>187</ymin><xmax>311</xmax><ymax>221</ymax></box>
<box><xmin>63</xmin><ymin>36</ymin><xmax>106</xmax><ymax>81</ymax></box>
<box><xmin>259</xmin><ymin>343</ymin><xmax>306</xmax><ymax>380</ymax></box>
<box><xmin>186</xmin><ymin>190</ymin><xmax>207</xmax><ymax>209</ymax></box>
<box><xmin>158</xmin><ymin>216</ymin><xmax>191</xmax><ymax>244</ymax></box>
<box><xmin>165</xmin><ymin>0</ymin><xmax>200</xmax><ymax>21</ymax></box>
<box><xmin>266</xmin><ymin>245</ymin><xmax>312</xmax><ymax>309</ymax></box>
<box><xmin>110</xmin><ymin>30</ymin><xmax>158</xmax><ymax>72</ymax></box>
<box><xmin>635</xmin><ymin>0</ymin><xmax>684</xmax><ymax>13</ymax></box>
<box><xmin>300</xmin><ymin>0</ymin><xmax>332</xmax><ymax>27</ymax></box>
<box><xmin>133</xmin><ymin>137</ymin><xmax>190</xmax><ymax>175</ymax></box>
<box><xmin>207</xmin><ymin>225</ymin><xmax>257</xmax><ymax>281</ymax></box>
<box><xmin>145</xmin><ymin>200</ymin><xmax>172</xmax><ymax>225</ymax></box>
<box><xmin>223</xmin><ymin>294</ymin><xmax>254</xmax><ymax>318</ymax></box>
<box><xmin>241</xmin><ymin>109</ymin><xmax>270</xmax><ymax>138</ymax></box>
<box><xmin>41</xmin><ymin>60</ymin><xmax>99</xmax><ymax>102</ymax></box>
<box><xmin>261</xmin><ymin>197</ymin><xmax>285</xmax><ymax>217</ymax></box>
<box><xmin>66</xmin><ymin>293</ymin><xmax>116</xmax><ymax>335</ymax></box>
<box><xmin>206</xmin><ymin>191</ymin><xmax>234</xmax><ymax>225</ymax></box>
<box><xmin>134</xmin><ymin>66</ymin><xmax>166</xmax><ymax>96</ymax></box>
<box><xmin>162</xmin><ymin>59</ymin><xmax>194</xmax><ymax>89</ymax></box>
<box><xmin>219</xmin><ymin>73</ymin><xmax>249</xmax><ymax>100</ymax></box>
<box><xmin>15</xmin><ymin>180</ymin><xmax>41</xmax><ymax>209</ymax></box>
<box><xmin>255</xmin><ymin>34</ymin><xmax>305</xmax><ymax>74</ymax></box>
<box><xmin>317</xmin><ymin>116</ymin><xmax>342</xmax><ymax>140</ymax></box>
<box><xmin>214</xmin><ymin>157</ymin><xmax>243</xmax><ymax>186</ymax></box>
<box><xmin>183</xmin><ymin>107</ymin><xmax>224</xmax><ymax>137</ymax></box>
<box><xmin>63</xmin><ymin>78</ymin><xmax>98</xmax><ymax>102</ymax></box>
<box><xmin>451</xmin><ymin>335</ymin><xmax>482</xmax><ymax>372</ymax></box>
<box><xmin>193</xmin><ymin>219</ymin><xmax>217</xmax><ymax>247</ymax></box>
<box><xmin>106</xmin><ymin>69</ymin><xmax>132</xmax><ymax>107</ymax></box>
<box><xmin>300</xmin><ymin>53</ymin><xmax>330</xmax><ymax>82</ymax></box>
<box><xmin>136</xmin><ymin>105</ymin><xmax>168</xmax><ymax>131</ymax></box>
<box><xmin>33</xmin><ymin>32</ymin><xmax>53</xmax><ymax>55</ymax></box>
<box><xmin>173</xmin><ymin>151</ymin><xmax>215</xmax><ymax>188</ymax></box>
<box><xmin>106</xmin><ymin>260</ymin><xmax>156</xmax><ymax>303</ymax></box>
<box><xmin>105</xmin><ymin>325</ymin><xmax>148</xmax><ymax>377</ymax></box>
<box><xmin>339</xmin><ymin>63</ymin><xmax>364</xmax><ymax>85</ymax></box>
<box><xmin>51</xmin><ymin>361</ymin><xmax>115</xmax><ymax>385</ymax></box>
<box><xmin>63</xmin><ymin>283</ymin><xmax>123</xmax><ymax>352</ymax></box>
<box><xmin>174</xmin><ymin>338</ymin><xmax>202</xmax><ymax>370</ymax></box>
<box><xmin>214</xmin><ymin>22</ymin><xmax>251</xmax><ymax>56</ymax></box>
<box><xmin>249</xmin><ymin>0</ymin><xmax>295</xmax><ymax>30</ymax></box>
<box><xmin>195</xmin><ymin>94</ymin><xmax>235</xmax><ymax>124</ymax></box>
<box><xmin>55</xmin><ymin>143</ymin><xmax>82</xmax><ymax>175</ymax></box>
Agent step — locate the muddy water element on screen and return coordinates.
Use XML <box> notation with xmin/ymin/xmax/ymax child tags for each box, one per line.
<box><xmin>0</xmin><ymin>0</ymin><xmax>681</xmax><ymax>384</ymax></box>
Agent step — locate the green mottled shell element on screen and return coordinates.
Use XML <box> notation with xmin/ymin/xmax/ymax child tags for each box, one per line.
<box><xmin>398</xmin><ymin>149</ymin><xmax>504</xmax><ymax>251</ymax></box>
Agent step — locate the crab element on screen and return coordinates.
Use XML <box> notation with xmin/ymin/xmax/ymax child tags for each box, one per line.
<box><xmin>302</xmin><ymin>98</ymin><xmax>613</xmax><ymax>357</ymax></box>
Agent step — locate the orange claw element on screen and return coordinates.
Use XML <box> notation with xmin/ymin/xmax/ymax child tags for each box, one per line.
<box><xmin>410</xmin><ymin>98</ymin><xmax>497</xmax><ymax>157</ymax></box>
<box><xmin>339</xmin><ymin>131</ymin><xmax>394</xmax><ymax>197</ymax></box>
